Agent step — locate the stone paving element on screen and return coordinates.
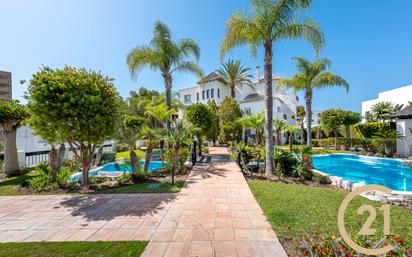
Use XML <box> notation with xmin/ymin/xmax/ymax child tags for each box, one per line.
<box><xmin>0</xmin><ymin>147</ymin><xmax>287</xmax><ymax>257</ymax></box>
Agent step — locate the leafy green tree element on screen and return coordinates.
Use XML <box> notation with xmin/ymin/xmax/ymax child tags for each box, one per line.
<box><xmin>218</xmin><ymin>97</ymin><xmax>243</xmax><ymax>143</ymax></box>
<box><xmin>221</xmin><ymin>0</ymin><xmax>324</xmax><ymax>176</ymax></box>
<box><xmin>320</xmin><ymin>109</ymin><xmax>346</xmax><ymax>149</ymax></box>
<box><xmin>139</xmin><ymin>125</ymin><xmax>165</xmax><ymax>173</ymax></box>
<box><xmin>280</xmin><ymin>57</ymin><xmax>349</xmax><ymax>147</ymax></box>
<box><xmin>127</xmin><ymin>21</ymin><xmax>204</xmax><ymax>129</ymax></box>
<box><xmin>342</xmin><ymin>111</ymin><xmax>361</xmax><ymax>146</ymax></box>
<box><xmin>185</xmin><ymin>103</ymin><xmax>213</xmax><ymax>155</ymax></box>
<box><xmin>214</xmin><ymin>59</ymin><xmax>253</xmax><ymax>97</ymax></box>
<box><xmin>0</xmin><ymin>100</ymin><xmax>28</xmax><ymax>175</ymax></box>
<box><xmin>273</xmin><ymin>119</ymin><xmax>287</xmax><ymax>146</ymax></box>
<box><xmin>207</xmin><ymin>100</ymin><xmax>220</xmax><ymax>146</ymax></box>
<box><xmin>370</xmin><ymin>101</ymin><xmax>403</xmax><ymax>122</ymax></box>
<box><xmin>241</xmin><ymin>111</ymin><xmax>265</xmax><ymax>145</ymax></box>
<box><xmin>26</xmin><ymin>66</ymin><xmax>120</xmax><ymax>186</ymax></box>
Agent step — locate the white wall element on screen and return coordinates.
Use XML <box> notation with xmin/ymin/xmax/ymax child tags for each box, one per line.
<box><xmin>396</xmin><ymin>119</ymin><xmax>412</xmax><ymax>157</ymax></box>
<box><xmin>361</xmin><ymin>84</ymin><xmax>412</xmax><ymax>121</ymax></box>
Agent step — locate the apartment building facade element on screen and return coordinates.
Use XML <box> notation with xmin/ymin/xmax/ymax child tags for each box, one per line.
<box><xmin>0</xmin><ymin>70</ymin><xmax>12</xmax><ymax>101</ymax></box>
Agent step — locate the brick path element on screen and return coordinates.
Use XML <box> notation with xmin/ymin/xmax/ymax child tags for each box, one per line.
<box><xmin>0</xmin><ymin>147</ymin><xmax>287</xmax><ymax>257</ymax></box>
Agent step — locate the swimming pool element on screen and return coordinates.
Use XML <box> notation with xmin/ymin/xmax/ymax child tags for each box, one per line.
<box><xmin>312</xmin><ymin>154</ymin><xmax>412</xmax><ymax>192</ymax></box>
<box><xmin>69</xmin><ymin>160</ymin><xmax>164</xmax><ymax>182</ymax></box>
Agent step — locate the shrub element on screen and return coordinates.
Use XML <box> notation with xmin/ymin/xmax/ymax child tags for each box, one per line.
<box><xmin>101</xmin><ymin>152</ymin><xmax>116</xmax><ymax>164</ymax></box>
<box><xmin>354</xmin><ymin>122</ymin><xmax>395</xmax><ymax>138</ymax></box>
<box><xmin>115</xmin><ymin>143</ymin><xmax>129</xmax><ymax>152</ymax></box>
<box><xmin>130</xmin><ymin>171</ymin><xmax>147</xmax><ymax>183</ymax></box>
<box><xmin>314</xmin><ymin>173</ymin><xmax>332</xmax><ymax>184</ymax></box>
<box><xmin>28</xmin><ymin>175</ymin><xmax>53</xmax><ymax>192</ymax></box>
<box><xmin>55</xmin><ymin>166</ymin><xmax>74</xmax><ymax>188</ymax></box>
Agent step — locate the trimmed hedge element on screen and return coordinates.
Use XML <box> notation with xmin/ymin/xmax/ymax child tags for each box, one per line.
<box><xmin>354</xmin><ymin>122</ymin><xmax>395</xmax><ymax>138</ymax></box>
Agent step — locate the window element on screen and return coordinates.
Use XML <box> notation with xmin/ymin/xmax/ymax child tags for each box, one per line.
<box><xmin>202</xmin><ymin>91</ymin><xmax>205</xmax><ymax>100</ymax></box>
<box><xmin>291</xmin><ymin>115</ymin><xmax>295</xmax><ymax>120</ymax></box>
<box><xmin>197</xmin><ymin>92</ymin><xmax>199</xmax><ymax>101</ymax></box>
<box><xmin>206</xmin><ymin>90</ymin><xmax>210</xmax><ymax>99</ymax></box>
<box><xmin>217</xmin><ymin>89</ymin><xmax>220</xmax><ymax>98</ymax></box>
<box><xmin>283</xmin><ymin>114</ymin><xmax>287</xmax><ymax>120</ymax></box>
<box><xmin>317</xmin><ymin>119</ymin><xmax>321</xmax><ymax>124</ymax></box>
<box><xmin>277</xmin><ymin>107</ymin><xmax>281</xmax><ymax>112</ymax></box>
<box><xmin>184</xmin><ymin>94</ymin><xmax>191</xmax><ymax>103</ymax></box>
<box><xmin>244</xmin><ymin>107</ymin><xmax>252</xmax><ymax>115</ymax></box>
<box><xmin>211</xmin><ymin>89</ymin><xmax>214</xmax><ymax>98</ymax></box>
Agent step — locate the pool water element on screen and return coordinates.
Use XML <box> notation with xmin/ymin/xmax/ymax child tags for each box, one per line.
<box><xmin>312</xmin><ymin>154</ymin><xmax>412</xmax><ymax>192</ymax></box>
<box><xmin>69</xmin><ymin>160</ymin><xmax>164</xmax><ymax>182</ymax></box>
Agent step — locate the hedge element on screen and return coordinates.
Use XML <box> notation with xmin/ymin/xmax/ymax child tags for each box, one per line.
<box><xmin>354</xmin><ymin>122</ymin><xmax>395</xmax><ymax>138</ymax></box>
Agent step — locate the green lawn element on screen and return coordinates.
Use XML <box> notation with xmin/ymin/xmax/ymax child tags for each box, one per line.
<box><xmin>0</xmin><ymin>241</ymin><xmax>147</xmax><ymax>257</ymax></box>
<box><xmin>97</xmin><ymin>180</ymin><xmax>185</xmax><ymax>194</ymax></box>
<box><xmin>116</xmin><ymin>150</ymin><xmax>145</xmax><ymax>161</ymax></box>
<box><xmin>0</xmin><ymin>173</ymin><xmax>36</xmax><ymax>196</ymax></box>
<box><xmin>248</xmin><ymin>180</ymin><xmax>412</xmax><ymax>243</ymax></box>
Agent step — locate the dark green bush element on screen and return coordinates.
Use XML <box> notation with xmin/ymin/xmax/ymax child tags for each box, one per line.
<box><xmin>354</xmin><ymin>122</ymin><xmax>395</xmax><ymax>138</ymax></box>
<box><xmin>101</xmin><ymin>152</ymin><xmax>116</xmax><ymax>164</ymax></box>
<box><xmin>314</xmin><ymin>173</ymin><xmax>332</xmax><ymax>184</ymax></box>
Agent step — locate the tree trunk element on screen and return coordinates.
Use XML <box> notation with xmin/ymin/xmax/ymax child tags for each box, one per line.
<box><xmin>172</xmin><ymin>142</ymin><xmax>179</xmax><ymax>186</ymax></box>
<box><xmin>289</xmin><ymin>133</ymin><xmax>293</xmax><ymax>152</ymax></box>
<box><xmin>345</xmin><ymin>125</ymin><xmax>351</xmax><ymax>147</ymax></box>
<box><xmin>80</xmin><ymin>144</ymin><xmax>94</xmax><ymax>186</ymax></box>
<box><xmin>49</xmin><ymin>145</ymin><xmax>58</xmax><ymax>179</ymax></box>
<box><xmin>305</xmin><ymin>89</ymin><xmax>313</xmax><ymax>147</ymax></box>
<box><xmin>3</xmin><ymin>123</ymin><xmax>19</xmax><ymax>176</ymax></box>
<box><xmin>95</xmin><ymin>145</ymin><xmax>103</xmax><ymax>166</ymax></box>
<box><xmin>231</xmin><ymin>84</ymin><xmax>235</xmax><ymax>98</ymax></box>
<box><xmin>384</xmin><ymin>140</ymin><xmax>393</xmax><ymax>157</ymax></box>
<box><xmin>264</xmin><ymin>42</ymin><xmax>274</xmax><ymax>176</ymax></box>
<box><xmin>130</xmin><ymin>149</ymin><xmax>138</xmax><ymax>172</ymax></box>
<box><xmin>160</xmin><ymin>140</ymin><xmax>165</xmax><ymax>169</ymax></box>
<box><xmin>334</xmin><ymin>130</ymin><xmax>338</xmax><ymax>150</ymax></box>
<box><xmin>164</xmin><ymin>73</ymin><xmax>173</xmax><ymax>132</ymax></box>
<box><xmin>275</xmin><ymin>130</ymin><xmax>281</xmax><ymax>146</ymax></box>
<box><xmin>143</xmin><ymin>143</ymin><xmax>153</xmax><ymax>173</ymax></box>
<box><xmin>57</xmin><ymin>143</ymin><xmax>65</xmax><ymax>170</ymax></box>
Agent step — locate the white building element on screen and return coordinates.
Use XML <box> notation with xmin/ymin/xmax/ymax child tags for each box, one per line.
<box><xmin>361</xmin><ymin>84</ymin><xmax>412</xmax><ymax>121</ymax></box>
<box><xmin>178</xmin><ymin>66</ymin><xmax>299</xmax><ymax>143</ymax></box>
<box><xmin>303</xmin><ymin>110</ymin><xmax>322</xmax><ymax>128</ymax></box>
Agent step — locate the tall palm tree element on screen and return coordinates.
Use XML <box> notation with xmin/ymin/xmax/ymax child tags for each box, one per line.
<box><xmin>127</xmin><ymin>21</ymin><xmax>204</xmax><ymax>129</ymax></box>
<box><xmin>215</xmin><ymin>59</ymin><xmax>253</xmax><ymax>98</ymax></box>
<box><xmin>220</xmin><ymin>0</ymin><xmax>324</xmax><ymax>176</ymax></box>
<box><xmin>280</xmin><ymin>57</ymin><xmax>348</xmax><ymax>147</ymax></box>
<box><xmin>169</xmin><ymin>120</ymin><xmax>192</xmax><ymax>186</ymax></box>
<box><xmin>241</xmin><ymin>111</ymin><xmax>265</xmax><ymax>145</ymax></box>
<box><xmin>273</xmin><ymin>119</ymin><xmax>287</xmax><ymax>146</ymax></box>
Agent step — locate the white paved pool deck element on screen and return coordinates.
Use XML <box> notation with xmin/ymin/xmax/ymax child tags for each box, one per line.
<box><xmin>0</xmin><ymin>147</ymin><xmax>287</xmax><ymax>257</ymax></box>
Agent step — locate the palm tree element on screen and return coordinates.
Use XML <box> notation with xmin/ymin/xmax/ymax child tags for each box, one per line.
<box><xmin>139</xmin><ymin>126</ymin><xmax>165</xmax><ymax>173</ymax></box>
<box><xmin>241</xmin><ymin>111</ymin><xmax>265</xmax><ymax>145</ymax></box>
<box><xmin>370</xmin><ymin>101</ymin><xmax>403</xmax><ymax>122</ymax></box>
<box><xmin>220</xmin><ymin>0</ymin><xmax>324</xmax><ymax>176</ymax></box>
<box><xmin>169</xmin><ymin>120</ymin><xmax>192</xmax><ymax>186</ymax></box>
<box><xmin>145</xmin><ymin>103</ymin><xmax>176</xmax><ymax>167</ymax></box>
<box><xmin>286</xmin><ymin>125</ymin><xmax>297</xmax><ymax>151</ymax></box>
<box><xmin>127</xmin><ymin>21</ymin><xmax>204</xmax><ymax>129</ymax></box>
<box><xmin>373</xmin><ymin>128</ymin><xmax>403</xmax><ymax>157</ymax></box>
<box><xmin>280</xmin><ymin>57</ymin><xmax>348</xmax><ymax>147</ymax></box>
<box><xmin>215</xmin><ymin>59</ymin><xmax>253</xmax><ymax>98</ymax></box>
<box><xmin>273</xmin><ymin>119</ymin><xmax>287</xmax><ymax>146</ymax></box>
<box><xmin>296</xmin><ymin>105</ymin><xmax>306</xmax><ymax>145</ymax></box>
<box><xmin>117</xmin><ymin>117</ymin><xmax>143</xmax><ymax>172</ymax></box>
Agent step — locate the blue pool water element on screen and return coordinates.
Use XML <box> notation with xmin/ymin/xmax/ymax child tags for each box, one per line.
<box><xmin>69</xmin><ymin>161</ymin><xmax>164</xmax><ymax>182</ymax></box>
<box><xmin>312</xmin><ymin>154</ymin><xmax>412</xmax><ymax>192</ymax></box>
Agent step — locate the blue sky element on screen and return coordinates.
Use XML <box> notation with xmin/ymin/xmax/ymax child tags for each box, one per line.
<box><xmin>1</xmin><ymin>0</ymin><xmax>412</xmax><ymax>112</ymax></box>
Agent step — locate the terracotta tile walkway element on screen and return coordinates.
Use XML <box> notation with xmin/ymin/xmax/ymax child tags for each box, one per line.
<box><xmin>0</xmin><ymin>147</ymin><xmax>287</xmax><ymax>257</ymax></box>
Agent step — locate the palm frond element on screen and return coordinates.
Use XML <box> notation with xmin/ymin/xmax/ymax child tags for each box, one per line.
<box><xmin>126</xmin><ymin>46</ymin><xmax>160</xmax><ymax>79</ymax></box>
<box><xmin>313</xmin><ymin>72</ymin><xmax>349</xmax><ymax>92</ymax></box>
<box><xmin>178</xmin><ymin>38</ymin><xmax>201</xmax><ymax>61</ymax></box>
<box><xmin>275</xmin><ymin>19</ymin><xmax>324</xmax><ymax>55</ymax></box>
<box><xmin>174</xmin><ymin>61</ymin><xmax>204</xmax><ymax>78</ymax></box>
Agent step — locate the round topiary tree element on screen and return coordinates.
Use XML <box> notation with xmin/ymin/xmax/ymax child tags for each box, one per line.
<box><xmin>185</xmin><ymin>103</ymin><xmax>214</xmax><ymax>156</ymax></box>
<box><xmin>0</xmin><ymin>100</ymin><xmax>28</xmax><ymax>175</ymax></box>
<box><xmin>26</xmin><ymin>66</ymin><xmax>120</xmax><ymax>186</ymax></box>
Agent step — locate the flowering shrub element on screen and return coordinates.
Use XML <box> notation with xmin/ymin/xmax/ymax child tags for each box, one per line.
<box><xmin>300</xmin><ymin>233</ymin><xmax>411</xmax><ymax>257</ymax></box>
